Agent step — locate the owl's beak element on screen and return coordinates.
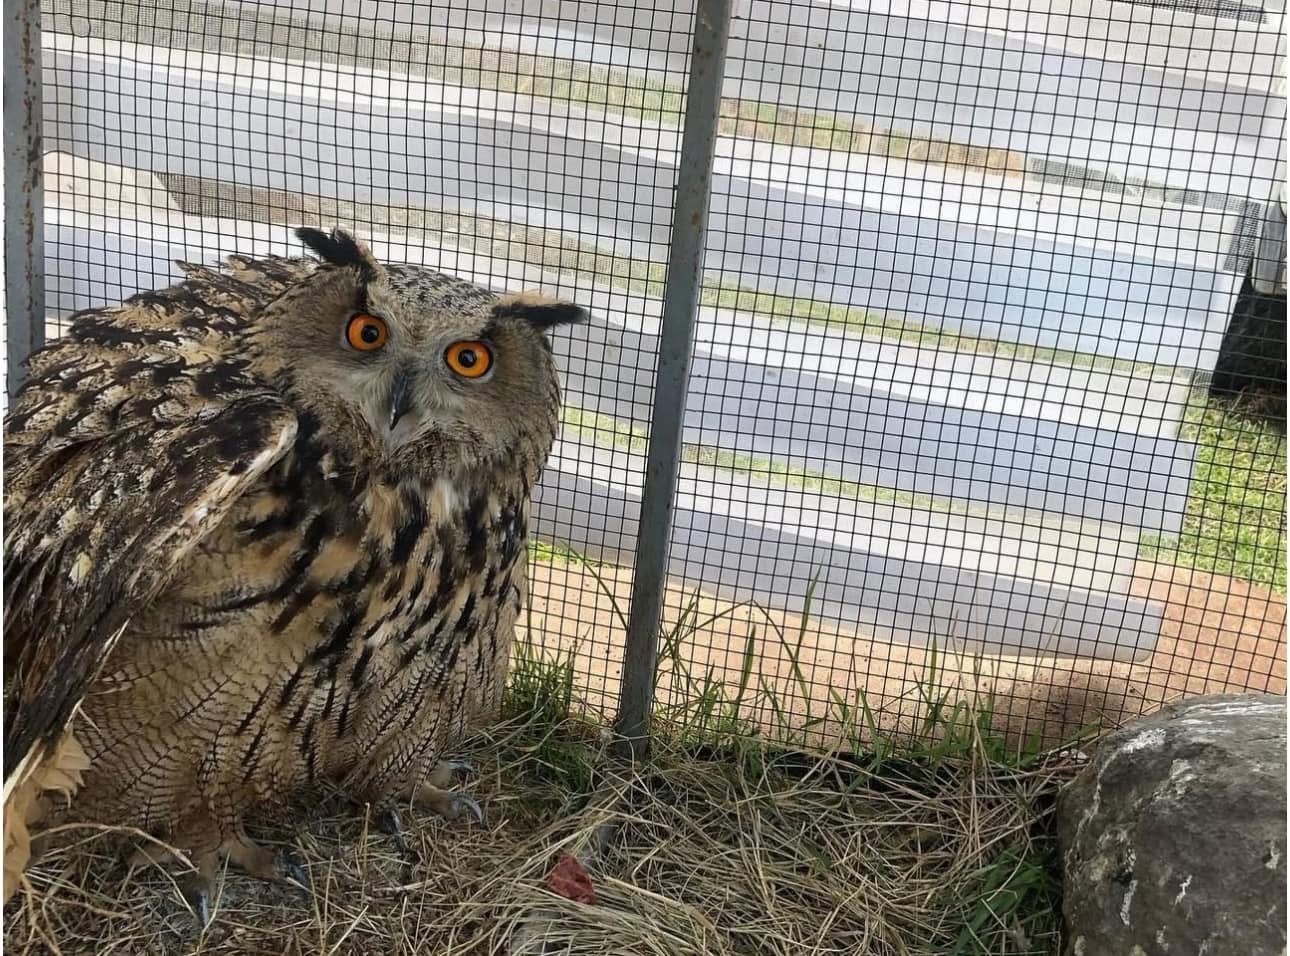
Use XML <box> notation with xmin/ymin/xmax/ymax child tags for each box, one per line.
<box><xmin>388</xmin><ymin>371</ymin><xmax>415</xmax><ymax>431</ymax></box>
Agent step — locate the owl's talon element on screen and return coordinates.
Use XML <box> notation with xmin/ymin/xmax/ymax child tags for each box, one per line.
<box><xmin>376</xmin><ymin>807</ymin><xmax>411</xmax><ymax>856</ymax></box>
<box><xmin>180</xmin><ymin>877</ymin><xmax>214</xmax><ymax>929</ymax></box>
<box><xmin>450</xmin><ymin>794</ymin><xmax>485</xmax><ymax>824</ymax></box>
<box><xmin>277</xmin><ymin>851</ymin><xmax>311</xmax><ymax>893</ymax></box>
<box><xmin>444</xmin><ymin>759</ymin><xmax>475</xmax><ymax>777</ymax></box>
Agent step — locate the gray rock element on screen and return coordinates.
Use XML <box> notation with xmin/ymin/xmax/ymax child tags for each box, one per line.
<box><xmin>1058</xmin><ymin>694</ymin><xmax>1287</xmax><ymax>956</ymax></box>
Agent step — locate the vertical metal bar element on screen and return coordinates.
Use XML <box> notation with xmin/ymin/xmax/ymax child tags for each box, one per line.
<box><xmin>614</xmin><ymin>0</ymin><xmax>732</xmax><ymax>755</ymax></box>
<box><xmin>4</xmin><ymin>0</ymin><xmax>46</xmax><ymax>397</ymax></box>
<box><xmin>1251</xmin><ymin>67</ymin><xmax>1286</xmax><ymax>297</ymax></box>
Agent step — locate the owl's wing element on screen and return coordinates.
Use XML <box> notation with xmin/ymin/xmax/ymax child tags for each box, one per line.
<box><xmin>3</xmin><ymin>399</ymin><xmax>297</xmax><ymax>789</ymax></box>
<box><xmin>2</xmin><ymin>278</ymin><xmax>300</xmax><ymax>790</ymax></box>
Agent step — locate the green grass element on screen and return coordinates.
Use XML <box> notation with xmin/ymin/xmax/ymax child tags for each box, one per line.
<box><xmin>559</xmin><ymin>404</ymin><xmax>649</xmax><ymax>455</ymax></box>
<box><xmin>500</xmin><ymin>639</ymin><xmax>601</xmax><ymax>814</ymax></box>
<box><xmin>715</xmin><ymin>99</ymin><xmax>1023</xmax><ymax>175</ymax></box>
<box><xmin>948</xmin><ymin>841</ymin><xmax>1062</xmax><ymax>956</ymax></box>
<box><xmin>680</xmin><ymin>444</ymin><xmax>956</xmax><ymax>514</ymax></box>
<box><xmin>1140</xmin><ymin>392</ymin><xmax>1287</xmax><ymax>591</ymax></box>
<box><xmin>556</xmin><ymin>402</ymin><xmax>997</xmax><ymax>521</ymax></box>
<box><xmin>527</xmin><ymin>539</ymin><xmax>583</xmax><ymax>566</ymax></box>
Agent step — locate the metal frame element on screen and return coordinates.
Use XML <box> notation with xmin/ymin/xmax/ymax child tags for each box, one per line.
<box><xmin>612</xmin><ymin>0</ymin><xmax>733</xmax><ymax>754</ymax></box>
<box><xmin>3</xmin><ymin>0</ymin><xmax>45</xmax><ymax>397</ymax></box>
<box><xmin>1252</xmin><ymin>13</ymin><xmax>1287</xmax><ymax>298</ymax></box>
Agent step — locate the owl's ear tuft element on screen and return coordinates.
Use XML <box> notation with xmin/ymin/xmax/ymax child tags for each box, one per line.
<box><xmin>493</xmin><ymin>291</ymin><xmax>588</xmax><ymax>331</ymax></box>
<box><xmin>296</xmin><ymin>227</ymin><xmax>383</xmax><ymax>284</ymax></box>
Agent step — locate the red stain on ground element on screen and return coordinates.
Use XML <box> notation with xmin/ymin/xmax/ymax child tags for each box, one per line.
<box><xmin>546</xmin><ymin>853</ymin><xmax>597</xmax><ymax>905</ymax></box>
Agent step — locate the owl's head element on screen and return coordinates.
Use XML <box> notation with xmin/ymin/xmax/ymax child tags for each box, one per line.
<box><xmin>251</xmin><ymin>227</ymin><xmax>585</xmax><ymax>473</ymax></box>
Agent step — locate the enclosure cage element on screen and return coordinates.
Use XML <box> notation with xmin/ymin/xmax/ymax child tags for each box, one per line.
<box><xmin>4</xmin><ymin>0</ymin><xmax>1288</xmax><ymax>751</ymax></box>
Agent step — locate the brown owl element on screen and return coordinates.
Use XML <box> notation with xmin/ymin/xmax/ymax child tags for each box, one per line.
<box><xmin>2</xmin><ymin>227</ymin><xmax>584</xmax><ymax>917</ymax></box>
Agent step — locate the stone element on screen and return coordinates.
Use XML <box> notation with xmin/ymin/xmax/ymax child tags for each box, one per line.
<box><xmin>1057</xmin><ymin>694</ymin><xmax>1286</xmax><ymax>956</ymax></box>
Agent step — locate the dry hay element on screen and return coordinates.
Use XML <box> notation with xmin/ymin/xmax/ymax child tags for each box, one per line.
<box><xmin>4</xmin><ymin>717</ymin><xmax>1071</xmax><ymax>956</ymax></box>
<box><xmin>7</xmin><ymin>556</ymin><xmax>1273</xmax><ymax>954</ymax></box>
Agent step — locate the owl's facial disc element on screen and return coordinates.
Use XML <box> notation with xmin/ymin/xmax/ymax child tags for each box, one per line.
<box><xmin>376</xmin><ymin>364</ymin><xmax>487</xmax><ymax>452</ymax></box>
<box><xmin>271</xmin><ymin>230</ymin><xmax>590</xmax><ymax>462</ymax></box>
<box><xmin>378</xmin><ymin>337</ymin><xmax>496</xmax><ymax>446</ymax></box>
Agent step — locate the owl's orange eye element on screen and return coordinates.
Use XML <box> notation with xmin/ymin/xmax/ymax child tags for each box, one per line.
<box><xmin>345</xmin><ymin>314</ymin><xmax>388</xmax><ymax>351</ymax></box>
<box><xmin>444</xmin><ymin>341</ymin><xmax>493</xmax><ymax>379</ymax></box>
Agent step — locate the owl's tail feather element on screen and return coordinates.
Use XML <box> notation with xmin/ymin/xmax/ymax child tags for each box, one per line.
<box><xmin>3</xmin><ymin>726</ymin><xmax>91</xmax><ymax>903</ymax></box>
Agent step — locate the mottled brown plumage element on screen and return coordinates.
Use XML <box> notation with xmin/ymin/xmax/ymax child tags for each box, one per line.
<box><xmin>3</xmin><ymin>228</ymin><xmax>583</xmax><ymax>905</ymax></box>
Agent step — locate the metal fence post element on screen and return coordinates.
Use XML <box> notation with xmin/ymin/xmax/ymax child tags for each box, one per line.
<box><xmin>4</xmin><ymin>0</ymin><xmax>46</xmax><ymax>397</ymax></box>
<box><xmin>613</xmin><ymin>0</ymin><xmax>733</xmax><ymax>755</ymax></box>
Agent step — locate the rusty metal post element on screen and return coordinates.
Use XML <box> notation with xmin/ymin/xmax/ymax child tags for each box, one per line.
<box><xmin>613</xmin><ymin>0</ymin><xmax>732</xmax><ymax>756</ymax></box>
<box><xmin>4</xmin><ymin>0</ymin><xmax>46</xmax><ymax>397</ymax></box>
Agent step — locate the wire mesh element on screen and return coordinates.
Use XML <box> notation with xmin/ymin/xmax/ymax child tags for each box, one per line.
<box><xmin>652</xmin><ymin>0</ymin><xmax>1289</xmax><ymax>748</ymax></box>
<box><xmin>19</xmin><ymin>0</ymin><xmax>1290</xmax><ymax>749</ymax></box>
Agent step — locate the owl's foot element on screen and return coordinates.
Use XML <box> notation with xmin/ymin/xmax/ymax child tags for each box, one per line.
<box><xmin>221</xmin><ymin>831</ymin><xmax>311</xmax><ymax>893</ymax></box>
<box><xmin>416</xmin><ymin>785</ymin><xmax>485</xmax><ymax>823</ymax></box>
<box><xmin>128</xmin><ymin>826</ymin><xmax>309</xmax><ymax>927</ymax></box>
<box><xmin>368</xmin><ymin>758</ymin><xmax>481</xmax><ymax>857</ymax></box>
<box><xmin>179</xmin><ymin>870</ymin><xmax>214</xmax><ymax>928</ymax></box>
<box><xmin>418</xmin><ymin>758</ymin><xmax>484</xmax><ymax>823</ymax></box>
<box><xmin>375</xmin><ymin>806</ymin><xmax>411</xmax><ymax>857</ymax></box>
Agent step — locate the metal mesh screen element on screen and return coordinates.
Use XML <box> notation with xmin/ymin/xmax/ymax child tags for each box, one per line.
<box><xmin>646</xmin><ymin>0</ymin><xmax>1290</xmax><ymax>747</ymax></box>
<box><xmin>18</xmin><ymin>0</ymin><xmax>1289</xmax><ymax>748</ymax></box>
<box><xmin>646</xmin><ymin>0</ymin><xmax>1288</xmax><ymax>747</ymax></box>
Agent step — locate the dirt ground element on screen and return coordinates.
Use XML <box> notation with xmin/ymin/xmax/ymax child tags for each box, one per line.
<box><xmin>522</xmin><ymin>558</ymin><xmax>1287</xmax><ymax>747</ymax></box>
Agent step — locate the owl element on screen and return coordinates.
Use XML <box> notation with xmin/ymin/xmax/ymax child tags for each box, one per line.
<box><xmin>2</xmin><ymin>227</ymin><xmax>584</xmax><ymax>916</ymax></box>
